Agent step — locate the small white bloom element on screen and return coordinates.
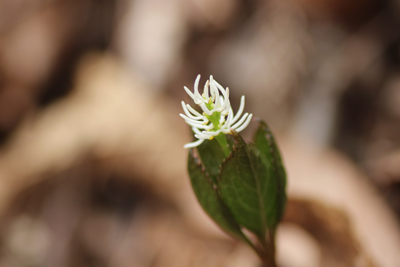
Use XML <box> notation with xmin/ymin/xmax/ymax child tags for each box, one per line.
<box><xmin>180</xmin><ymin>74</ymin><xmax>253</xmax><ymax>148</ymax></box>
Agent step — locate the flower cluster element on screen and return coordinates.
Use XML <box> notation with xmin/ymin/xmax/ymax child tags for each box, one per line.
<box><xmin>180</xmin><ymin>75</ymin><xmax>252</xmax><ymax>148</ymax></box>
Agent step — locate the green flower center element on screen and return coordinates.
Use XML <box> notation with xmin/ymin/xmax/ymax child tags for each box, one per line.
<box><xmin>204</xmin><ymin>101</ymin><xmax>222</xmax><ymax>131</ymax></box>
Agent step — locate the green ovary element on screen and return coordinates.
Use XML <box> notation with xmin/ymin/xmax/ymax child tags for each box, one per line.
<box><xmin>204</xmin><ymin>101</ymin><xmax>230</xmax><ymax>157</ymax></box>
<box><xmin>205</xmin><ymin>102</ymin><xmax>221</xmax><ymax>131</ymax></box>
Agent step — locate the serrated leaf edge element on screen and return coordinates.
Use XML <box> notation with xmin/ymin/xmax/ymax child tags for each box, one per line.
<box><xmin>251</xmin><ymin>119</ymin><xmax>287</xmax><ymax>228</ymax></box>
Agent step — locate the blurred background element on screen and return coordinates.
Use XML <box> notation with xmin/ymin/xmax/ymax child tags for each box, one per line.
<box><xmin>0</xmin><ymin>0</ymin><xmax>400</xmax><ymax>266</ymax></box>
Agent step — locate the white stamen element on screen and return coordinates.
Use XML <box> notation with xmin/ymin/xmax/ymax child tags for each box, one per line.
<box><xmin>192</xmin><ymin>127</ymin><xmax>203</xmax><ymax>135</ymax></box>
<box><xmin>231</xmin><ymin>113</ymin><xmax>249</xmax><ymax>130</ymax></box>
<box><xmin>235</xmin><ymin>114</ymin><xmax>253</xmax><ymax>132</ymax></box>
<box><xmin>181</xmin><ymin>101</ymin><xmax>203</xmax><ymax>121</ymax></box>
<box><xmin>184</xmin><ymin>86</ymin><xmax>195</xmax><ymax>100</ymax></box>
<box><xmin>179</xmin><ymin>114</ymin><xmax>208</xmax><ymax>126</ymax></box>
<box><xmin>186</xmin><ymin>104</ymin><xmax>202</xmax><ymax>117</ymax></box>
<box><xmin>184</xmin><ymin>139</ymin><xmax>204</xmax><ymax>148</ymax></box>
<box><xmin>231</xmin><ymin>96</ymin><xmax>245</xmax><ymax>125</ymax></box>
<box><xmin>194</xmin><ymin>75</ymin><xmax>201</xmax><ymax>103</ymax></box>
<box><xmin>203</xmin><ymin>80</ymin><xmax>209</xmax><ymax>99</ymax></box>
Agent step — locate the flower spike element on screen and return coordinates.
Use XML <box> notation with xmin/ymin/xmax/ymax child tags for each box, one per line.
<box><xmin>180</xmin><ymin>75</ymin><xmax>252</xmax><ymax>148</ymax></box>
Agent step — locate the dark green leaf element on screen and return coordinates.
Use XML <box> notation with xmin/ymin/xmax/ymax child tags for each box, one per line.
<box><xmin>218</xmin><ymin>131</ymin><xmax>269</xmax><ymax>237</ymax></box>
<box><xmin>187</xmin><ymin>148</ymin><xmax>247</xmax><ymax>241</ymax></box>
<box><xmin>253</xmin><ymin>119</ymin><xmax>287</xmax><ymax>227</ymax></box>
<box><xmin>196</xmin><ymin>136</ymin><xmax>233</xmax><ymax>184</ymax></box>
<box><xmin>218</xmin><ymin>129</ymin><xmax>286</xmax><ymax>238</ymax></box>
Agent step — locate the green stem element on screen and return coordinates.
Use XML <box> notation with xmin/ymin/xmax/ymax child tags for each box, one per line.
<box><xmin>245</xmin><ymin>236</ymin><xmax>277</xmax><ymax>267</ymax></box>
<box><xmin>215</xmin><ymin>133</ymin><xmax>230</xmax><ymax>157</ymax></box>
<box><xmin>257</xmin><ymin>231</ymin><xmax>277</xmax><ymax>267</ymax></box>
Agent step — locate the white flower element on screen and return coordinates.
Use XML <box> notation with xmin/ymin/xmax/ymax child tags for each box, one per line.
<box><xmin>180</xmin><ymin>74</ymin><xmax>253</xmax><ymax>148</ymax></box>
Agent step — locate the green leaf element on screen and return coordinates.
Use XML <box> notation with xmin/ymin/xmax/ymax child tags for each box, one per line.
<box><xmin>253</xmin><ymin>119</ymin><xmax>287</xmax><ymax>227</ymax></box>
<box><xmin>218</xmin><ymin>129</ymin><xmax>286</xmax><ymax>238</ymax></box>
<box><xmin>196</xmin><ymin>138</ymin><xmax>226</xmax><ymax>184</ymax></box>
<box><xmin>196</xmin><ymin>136</ymin><xmax>234</xmax><ymax>184</ymax></box>
<box><xmin>187</xmin><ymin>148</ymin><xmax>247</xmax><ymax>241</ymax></box>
